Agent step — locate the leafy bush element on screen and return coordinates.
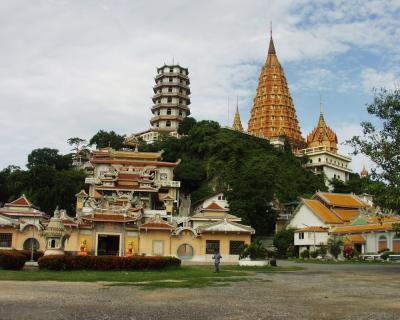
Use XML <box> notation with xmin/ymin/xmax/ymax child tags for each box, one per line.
<box><xmin>343</xmin><ymin>246</ymin><xmax>355</xmax><ymax>260</ymax></box>
<box><xmin>38</xmin><ymin>255</ymin><xmax>181</xmax><ymax>271</ymax></box>
<box><xmin>17</xmin><ymin>250</ymin><xmax>44</xmax><ymax>262</ymax></box>
<box><xmin>310</xmin><ymin>250</ymin><xmax>318</xmax><ymax>258</ymax></box>
<box><xmin>328</xmin><ymin>237</ymin><xmax>343</xmax><ymax>259</ymax></box>
<box><xmin>239</xmin><ymin>240</ymin><xmax>267</xmax><ymax>260</ymax></box>
<box><xmin>273</xmin><ymin>229</ymin><xmax>295</xmax><ymax>257</ymax></box>
<box><xmin>318</xmin><ymin>243</ymin><xmax>327</xmax><ymax>257</ymax></box>
<box><xmin>0</xmin><ymin>251</ymin><xmax>27</xmax><ymax>270</ymax></box>
<box><xmin>300</xmin><ymin>249</ymin><xmax>310</xmax><ymax>259</ymax></box>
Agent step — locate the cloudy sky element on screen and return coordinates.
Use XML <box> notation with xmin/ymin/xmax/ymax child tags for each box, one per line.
<box><xmin>1</xmin><ymin>0</ymin><xmax>399</xmax><ymax>173</ymax></box>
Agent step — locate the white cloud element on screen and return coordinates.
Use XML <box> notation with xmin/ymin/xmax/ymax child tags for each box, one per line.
<box><xmin>360</xmin><ymin>68</ymin><xmax>400</xmax><ymax>92</ymax></box>
<box><xmin>0</xmin><ymin>0</ymin><xmax>399</xmax><ymax>168</ymax></box>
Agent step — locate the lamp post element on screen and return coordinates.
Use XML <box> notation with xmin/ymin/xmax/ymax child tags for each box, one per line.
<box><xmin>30</xmin><ymin>211</ymin><xmax>36</xmax><ymax>262</ymax></box>
<box><xmin>122</xmin><ymin>213</ymin><xmax>127</xmax><ymax>256</ymax></box>
<box><xmin>302</xmin><ymin>223</ymin><xmax>316</xmax><ymax>252</ymax></box>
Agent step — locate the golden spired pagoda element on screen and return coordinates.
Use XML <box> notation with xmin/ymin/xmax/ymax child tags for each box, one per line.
<box><xmin>306</xmin><ymin>99</ymin><xmax>338</xmax><ymax>152</ymax></box>
<box><xmin>247</xmin><ymin>31</ymin><xmax>305</xmax><ymax>148</ymax></box>
<box><xmin>232</xmin><ymin>100</ymin><xmax>244</xmax><ymax>132</ymax></box>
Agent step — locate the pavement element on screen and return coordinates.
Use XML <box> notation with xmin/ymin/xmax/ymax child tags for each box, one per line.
<box><xmin>1</xmin><ymin>261</ymin><xmax>400</xmax><ymax>320</ymax></box>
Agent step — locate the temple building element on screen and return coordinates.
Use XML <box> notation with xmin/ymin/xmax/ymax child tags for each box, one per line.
<box><xmin>128</xmin><ymin>64</ymin><xmax>191</xmax><ymax>144</ymax></box>
<box><xmin>296</xmin><ymin>100</ymin><xmax>352</xmax><ymax>188</ymax></box>
<box><xmin>287</xmin><ymin>192</ymin><xmax>400</xmax><ymax>255</ymax></box>
<box><xmin>0</xmin><ymin>149</ymin><xmax>254</xmax><ymax>262</ymax></box>
<box><xmin>247</xmin><ymin>32</ymin><xmax>305</xmax><ymax>149</ymax></box>
<box><xmin>232</xmin><ymin>100</ymin><xmax>244</xmax><ymax>132</ymax></box>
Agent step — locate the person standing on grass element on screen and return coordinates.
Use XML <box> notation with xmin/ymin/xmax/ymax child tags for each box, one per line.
<box><xmin>212</xmin><ymin>249</ymin><xmax>222</xmax><ymax>272</ymax></box>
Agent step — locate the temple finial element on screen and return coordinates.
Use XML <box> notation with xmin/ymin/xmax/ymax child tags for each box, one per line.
<box><xmin>320</xmin><ymin>94</ymin><xmax>323</xmax><ymax>114</ymax></box>
<box><xmin>268</xmin><ymin>22</ymin><xmax>276</xmax><ymax>55</ymax></box>
<box><xmin>270</xmin><ymin>21</ymin><xmax>272</xmax><ymax>38</ymax></box>
<box><xmin>236</xmin><ymin>96</ymin><xmax>239</xmax><ymax>112</ymax></box>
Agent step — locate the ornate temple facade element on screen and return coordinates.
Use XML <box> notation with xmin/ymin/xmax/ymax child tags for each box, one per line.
<box><xmin>0</xmin><ymin>149</ymin><xmax>254</xmax><ymax>262</ymax></box>
<box><xmin>296</xmin><ymin>101</ymin><xmax>352</xmax><ymax>188</ymax></box>
<box><xmin>129</xmin><ymin>64</ymin><xmax>191</xmax><ymax>144</ymax></box>
<box><xmin>247</xmin><ymin>33</ymin><xmax>305</xmax><ymax>149</ymax></box>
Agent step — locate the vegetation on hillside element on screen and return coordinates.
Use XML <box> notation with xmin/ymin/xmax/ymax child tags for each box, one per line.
<box><xmin>139</xmin><ymin>118</ymin><xmax>327</xmax><ymax>234</ymax></box>
<box><xmin>0</xmin><ymin>121</ymin><xmax>326</xmax><ymax>234</ymax></box>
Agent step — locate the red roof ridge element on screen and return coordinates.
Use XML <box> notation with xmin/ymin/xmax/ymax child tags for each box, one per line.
<box><xmin>8</xmin><ymin>194</ymin><xmax>33</xmax><ymax>207</ymax></box>
<box><xmin>204</xmin><ymin>202</ymin><xmax>225</xmax><ymax>211</ymax></box>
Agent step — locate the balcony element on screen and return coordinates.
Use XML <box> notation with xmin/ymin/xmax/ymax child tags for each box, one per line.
<box><xmin>85</xmin><ymin>177</ymin><xmax>101</xmax><ymax>184</ymax></box>
<box><xmin>152</xmin><ymin>92</ymin><xmax>190</xmax><ymax>101</ymax></box>
<box><xmin>151</xmin><ymin>104</ymin><xmax>190</xmax><ymax>112</ymax></box>
<box><xmin>154</xmin><ymin>180</ymin><xmax>181</xmax><ymax>188</ymax></box>
<box><xmin>155</xmin><ymin>72</ymin><xmax>189</xmax><ymax>80</ymax></box>
<box><xmin>153</xmin><ymin>82</ymin><xmax>190</xmax><ymax>91</ymax></box>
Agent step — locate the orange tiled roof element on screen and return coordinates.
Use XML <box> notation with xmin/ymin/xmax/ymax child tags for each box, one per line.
<box><xmin>316</xmin><ymin>193</ymin><xmax>367</xmax><ymax>208</ymax></box>
<box><xmin>332</xmin><ymin>209</ymin><xmax>360</xmax><ymax>222</ymax></box>
<box><xmin>304</xmin><ymin>199</ymin><xmax>343</xmax><ymax>224</ymax></box>
<box><xmin>367</xmin><ymin>216</ymin><xmax>400</xmax><ymax>223</ymax></box>
<box><xmin>331</xmin><ymin>222</ymin><xmax>394</xmax><ymax>234</ymax></box>
<box><xmin>344</xmin><ymin>234</ymin><xmax>366</xmax><ymax>244</ymax></box>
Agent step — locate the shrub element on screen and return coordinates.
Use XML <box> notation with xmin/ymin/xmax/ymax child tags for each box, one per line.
<box><xmin>318</xmin><ymin>244</ymin><xmax>327</xmax><ymax>257</ymax></box>
<box><xmin>310</xmin><ymin>250</ymin><xmax>318</xmax><ymax>259</ymax></box>
<box><xmin>328</xmin><ymin>237</ymin><xmax>343</xmax><ymax>259</ymax></box>
<box><xmin>343</xmin><ymin>246</ymin><xmax>355</xmax><ymax>260</ymax></box>
<box><xmin>239</xmin><ymin>240</ymin><xmax>267</xmax><ymax>260</ymax></box>
<box><xmin>273</xmin><ymin>228</ymin><xmax>295</xmax><ymax>257</ymax></box>
<box><xmin>38</xmin><ymin>255</ymin><xmax>181</xmax><ymax>271</ymax></box>
<box><xmin>300</xmin><ymin>249</ymin><xmax>310</xmax><ymax>259</ymax></box>
<box><xmin>0</xmin><ymin>251</ymin><xmax>27</xmax><ymax>270</ymax></box>
<box><xmin>18</xmin><ymin>250</ymin><xmax>44</xmax><ymax>262</ymax></box>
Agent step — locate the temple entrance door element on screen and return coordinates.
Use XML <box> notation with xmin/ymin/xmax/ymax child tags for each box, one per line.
<box><xmin>97</xmin><ymin>234</ymin><xmax>120</xmax><ymax>256</ymax></box>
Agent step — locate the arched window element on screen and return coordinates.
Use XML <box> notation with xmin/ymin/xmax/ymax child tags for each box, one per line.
<box><xmin>51</xmin><ymin>239</ymin><xmax>56</xmax><ymax>248</ymax></box>
<box><xmin>378</xmin><ymin>235</ymin><xmax>387</xmax><ymax>252</ymax></box>
<box><xmin>23</xmin><ymin>238</ymin><xmax>40</xmax><ymax>251</ymax></box>
<box><xmin>393</xmin><ymin>236</ymin><xmax>400</xmax><ymax>252</ymax></box>
<box><xmin>166</xmin><ymin>121</ymin><xmax>171</xmax><ymax>127</ymax></box>
<box><xmin>177</xmin><ymin>244</ymin><xmax>194</xmax><ymax>260</ymax></box>
<box><xmin>167</xmin><ymin>108</ymin><xmax>172</xmax><ymax>115</ymax></box>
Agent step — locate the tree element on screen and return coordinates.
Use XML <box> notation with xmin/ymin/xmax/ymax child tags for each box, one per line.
<box><xmin>177</xmin><ymin>117</ymin><xmax>197</xmax><ymax>135</ymax></box>
<box><xmin>328</xmin><ymin>237</ymin><xmax>343</xmax><ymax>259</ymax></box>
<box><xmin>89</xmin><ymin>130</ymin><xmax>126</xmax><ymax>150</ymax></box>
<box><xmin>347</xmin><ymin>88</ymin><xmax>400</xmax><ymax>210</ymax></box>
<box><xmin>273</xmin><ymin>228</ymin><xmax>295</xmax><ymax>257</ymax></box>
<box><xmin>27</xmin><ymin>148</ymin><xmax>72</xmax><ymax>170</ymax></box>
<box><xmin>67</xmin><ymin>137</ymin><xmax>89</xmax><ymax>165</ymax></box>
<box><xmin>67</xmin><ymin>137</ymin><xmax>87</xmax><ymax>153</ymax></box>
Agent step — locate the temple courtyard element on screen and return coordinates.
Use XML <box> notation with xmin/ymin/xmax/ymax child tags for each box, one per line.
<box><xmin>0</xmin><ymin>262</ymin><xmax>399</xmax><ymax>319</ymax></box>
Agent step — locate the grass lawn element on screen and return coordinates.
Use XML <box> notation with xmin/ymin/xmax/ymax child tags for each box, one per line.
<box><xmin>0</xmin><ymin>265</ymin><xmax>303</xmax><ymax>289</ymax></box>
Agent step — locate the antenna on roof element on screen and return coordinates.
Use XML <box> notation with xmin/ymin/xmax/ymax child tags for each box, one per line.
<box><xmin>227</xmin><ymin>96</ymin><xmax>230</xmax><ymax>127</ymax></box>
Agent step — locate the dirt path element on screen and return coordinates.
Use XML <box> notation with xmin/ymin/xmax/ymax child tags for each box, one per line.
<box><xmin>1</xmin><ymin>263</ymin><xmax>399</xmax><ymax>320</ymax></box>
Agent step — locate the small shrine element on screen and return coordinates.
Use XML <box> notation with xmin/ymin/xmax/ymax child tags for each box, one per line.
<box><xmin>43</xmin><ymin>208</ymin><xmax>69</xmax><ymax>256</ymax></box>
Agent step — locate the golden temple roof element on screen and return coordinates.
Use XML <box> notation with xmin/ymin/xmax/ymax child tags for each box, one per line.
<box><xmin>232</xmin><ymin>104</ymin><xmax>244</xmax><ymax>132</ymax></box>
<box><xmin>306</xmin><ymin>105</ymin><xmax>338</xmax><ymax>152</ymax></box>
<box><xmin>247</xmin><ymin>33</ymin><xmax>305</xmax><ymax>148</ymax></box>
